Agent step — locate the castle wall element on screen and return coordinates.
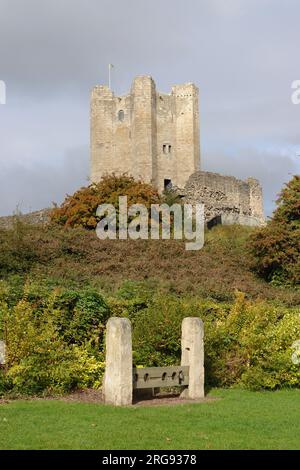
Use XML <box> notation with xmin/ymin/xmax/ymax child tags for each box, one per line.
<box><xmin>131</xmin><ymin>76</ymin><xmax>157</xmax><ymax>183</ymax></box>
<box><xmin>112</xmin><ymin>94</ymin><xmax>132</xmax><ymax>176</ymax></box>
<box><xmin>173</xmin><ymin>84</ymin><xmax>200</xmax><ymax>189</ymax></box>
<box><xmin>247</xmin><ymin>177</ymin><xmax>264</xmax><ymax>219</ymax></box>
<box><xmin>90</xmin><ymin>86</ymin><xmax>132</xmax><ymax>182</ymax></box>
<box><xmin>156</xmin><ymin>92</ymin><xmax>177</xmax><ymax>191</ymax></box>
<box><xmin>184</xmin><ymin>171</ymin><xmax>265</xmax><ymax>226</ymax></box>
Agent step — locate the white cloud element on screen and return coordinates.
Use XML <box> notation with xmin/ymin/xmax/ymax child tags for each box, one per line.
<box><xmin>209</xmin><ymin>0</ymin><xmax>245</xmax><ymax>18</ymax></box>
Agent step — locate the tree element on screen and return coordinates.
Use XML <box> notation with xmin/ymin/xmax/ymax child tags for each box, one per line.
<box><xmin>249</xmin><ymin>175</ymin><xmax>300</xmax><ymax>286</ymax></box>
<box><xmin>50</xmin><ymin>174</ymin><xmax>161</xmax><ymax>230</ymax></box>
<box><xmin>273</xmin><ymin>175</ymin><xmax>300</xmax><ymax>225</ymax></box>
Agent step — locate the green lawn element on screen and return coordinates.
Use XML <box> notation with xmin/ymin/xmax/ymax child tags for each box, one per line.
<box><xmin>0</xmin><ymin>389</ymin><xmax>299</xmax><ymax>450</ymax></box>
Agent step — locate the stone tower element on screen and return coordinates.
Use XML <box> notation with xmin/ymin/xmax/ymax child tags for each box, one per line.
<box><xmin>90</xmin><ymin>76</ymin><xmax>200</xmax><ymax>192</ymax></box>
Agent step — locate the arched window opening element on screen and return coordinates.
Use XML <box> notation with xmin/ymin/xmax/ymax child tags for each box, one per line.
<box><xmin>118</xmin><ymin>110</ymin><xmax>124</xmax><ymax>122</ymax></box>
<box><xmin>163</xmin><ymin>144</ymin><xmax>172</xmax><ymax>154</ymax></box>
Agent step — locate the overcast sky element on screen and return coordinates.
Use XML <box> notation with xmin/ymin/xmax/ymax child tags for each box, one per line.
<box><xmin>0</xmin><ymin>0</ymin><xmax>299</xmax><ymax>216</ymax></box>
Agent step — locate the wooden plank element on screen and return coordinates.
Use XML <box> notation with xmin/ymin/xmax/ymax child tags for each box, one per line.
<box><xmin>133</xmin><ymin>366</ymin><xmax>189</xmax><ymax>389</ymax></box>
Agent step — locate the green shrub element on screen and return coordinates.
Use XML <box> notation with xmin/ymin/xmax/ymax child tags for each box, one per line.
<box><xmin>0</xmin><ymin>293</ymin><xmax>105</xmax><ymax>395</ymax></box>
<box><xmin>6</xmin><ymin>344</ymin><xmax>104</xmax><ymax>395</ymax></box>
<box><xmin>132</xmin><ymin>292</ymin><xmax>300</xmax><ymax>389</ymax></box>
<box><xmin>52</xmin><ymin>288</ymin><xmax>110</xmax><ymax>346</ymax></box>
<box><xmin>250</xmin><ymin>175</ymin><xmax>300</xmax><ymax>286</ymax></box>
<box><xmin>0</xmin><ymin>280</ymin><xmax>299</xmax><ymax>395</ymax></box>
<box><xmin>239</xmin><ymin>310</ymin><xmax>300</xmax><ymax>389</ymax></box>
<box><xmin>0</xmin><ymin>280</ymin><xmax>111</xmax><ymax>346</ymax></box>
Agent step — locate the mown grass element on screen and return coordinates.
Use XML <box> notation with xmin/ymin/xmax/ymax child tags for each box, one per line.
<box><xmin>0</xmin><ymin>389</ymin><xmax>300</xmax><ymax>450</ymax></box>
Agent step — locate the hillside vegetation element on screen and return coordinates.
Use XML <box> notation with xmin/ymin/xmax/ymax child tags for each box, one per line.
<box><xmin>0</xmin><ymin>221</ymin><xmax>298</xmax><ymax>304</ymax></box>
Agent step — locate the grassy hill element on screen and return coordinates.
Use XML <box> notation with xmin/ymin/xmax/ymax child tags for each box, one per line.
<box><xmin>0</xmin><ymin>220</ymin><xmax>298</xmax><ymax>305</ymax></box>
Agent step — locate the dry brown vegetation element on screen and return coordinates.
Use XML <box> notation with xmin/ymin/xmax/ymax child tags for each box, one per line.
<box><xmin>0</xmin><ymin>222</ymin><xmax>298</xmax><ymax>306</ymax></box>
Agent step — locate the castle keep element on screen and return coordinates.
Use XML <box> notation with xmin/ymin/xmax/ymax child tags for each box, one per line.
<box><xmin>91</xmin><ymin>75</ymin><xmax>199</xmax><ymax>192</ymax></box>
<box><xmin>91</xmin><ymin>76</ymin><xmax>265</xmax><ymax>225</ymax></box>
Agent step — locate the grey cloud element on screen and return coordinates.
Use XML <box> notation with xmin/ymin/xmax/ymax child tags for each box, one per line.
<box><xmin>0</xmin><ymin>0</ymin><xmax>299</xmax><ymax>216</ymax></box>
<box><xmin>0</xmin><ymin>146</ymin><xmax>89</xmax><ymax>215</ymax></box>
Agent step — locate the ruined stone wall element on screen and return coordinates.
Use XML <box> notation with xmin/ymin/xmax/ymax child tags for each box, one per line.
<box><xmin>247</xmin><ymin>177</ymin><xmax>264</xmax><ymax>219</ymax></box>
<box><xmin>0</xmin><ymin>209</ymin><xmax>51</xmax><ymax>230</ymax></box>
<box><xmin>90</xmin><ymin>76</ymin><xmax>200</xmax><ymax>191</ymax></box>
<box><xmin>184</xmin><ymin>171</ymin><xmax>265</xmax><ymax>226</ymax></box>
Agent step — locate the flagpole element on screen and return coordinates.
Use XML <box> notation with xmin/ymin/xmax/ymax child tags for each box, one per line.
<box><xmin>108</xmin><ymin>64</ymin><xmax>111</xmax><ymax>89</ymax></box>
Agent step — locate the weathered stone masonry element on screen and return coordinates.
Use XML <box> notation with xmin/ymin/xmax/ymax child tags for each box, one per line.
<box><xmin>91</xmin><ymin>75</ymin><xmax>200</xmax><ymax>193</ymax></box>
<box><xmin>184</xmin><ymin>171</ymin><xmax>265</xmax><ymax>225</ymax></box>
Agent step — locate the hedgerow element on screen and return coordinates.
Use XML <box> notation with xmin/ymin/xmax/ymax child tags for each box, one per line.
<box><xmin>0</xmin><ymin>282</ymin><xmax>299</xmax><ymax>395</ymax></box>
